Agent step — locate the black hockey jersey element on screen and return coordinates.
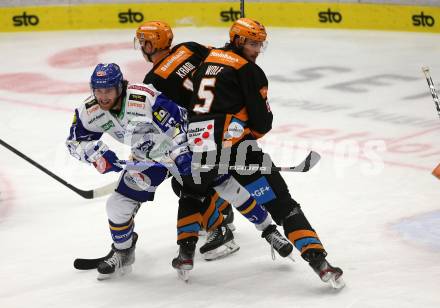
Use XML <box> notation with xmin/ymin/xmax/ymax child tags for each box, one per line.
<box><xmin>189</xmin><ymin>47</ymin><xmax>273</xmax><ymax>146</ymax></box>
<box><xmin>143</xmin><ymin>42</ymin><xmax>210</xmax><ymax>110</ymax></box>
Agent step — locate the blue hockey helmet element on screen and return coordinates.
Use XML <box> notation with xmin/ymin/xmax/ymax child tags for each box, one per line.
<box><xmin>90</xmin><ymin>63</ymin><xmax>123</xmax><ymax>92</ymax></box>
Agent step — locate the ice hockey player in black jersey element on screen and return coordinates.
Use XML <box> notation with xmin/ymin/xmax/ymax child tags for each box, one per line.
<box><xmin>183</xmin><ymin>18</ymin><xmax>345</xmax><ymax>289</ymax></box>
<box><xmin>134</xmin><ymin>21</ymin><xmax>293</xmax><ymax>267</ymax></box>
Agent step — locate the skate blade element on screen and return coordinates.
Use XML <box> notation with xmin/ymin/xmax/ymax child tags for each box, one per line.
<box><xmin>97</xmin><ymin>265</ymin><xmax>133</xmax><ymax>281</ymax></box>
<box><xmin>321</xmin><ymin>271</ymin><xmax>345</xmax><ymax>290</ymax></box>
<box><xmin>203</xmin><ymin>240</ymin><xmax>240</xmax><ymax>261</ymax></box>
<box><xmin>328</xmin><ymin>276</ymin><xmax>345</xmax><ymax>289</ymax></box>
<box><xmin>176</xmin><ymin>269</ymin><xmax>190</xmax><ymax>282</ymax></box>
<box><xmin>286</xmin><ymin>253</ymin><xmax>295</xmax><ymax>262</ymax></box>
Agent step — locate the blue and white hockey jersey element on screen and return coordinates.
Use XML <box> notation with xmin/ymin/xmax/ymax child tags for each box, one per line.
<box><xmin>66</xmin><ymin>83</ymin><xmax>189</xmax><ymax>165</ymax></box>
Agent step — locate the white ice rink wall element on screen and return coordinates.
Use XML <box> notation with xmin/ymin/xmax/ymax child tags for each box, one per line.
<box><xmin>1</xmin><ymin>0</ymin><xmax>440</xmax><ymax>33</ymax></box>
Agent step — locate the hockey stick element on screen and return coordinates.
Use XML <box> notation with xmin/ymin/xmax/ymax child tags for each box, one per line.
<box><xmin>73</xmin><ymin>150</ymin><xmax>320</xmax><ymax>269</ymax></box>
<box><xmin>422</xmin><ymin>66</ymin><xmax>440</xmax><ymax>119</ymax></box>
<box><xmin>0</xmin><ymin>138</ymin><xmax>117</xmax><ymax>199</ymax></box>
<box><xmin>117</xmin><ymin>151</ymin><xmax>321</xmax><ymax>173</ymax></box>
<box><xmin>74</xmin><ymin>251</ymin><xmax>112</xmax><ymax>270</ymax></box>
<box><xmin>240</xmin><ymin>0</ymin><xmax>245</xmax><ymax>18</ymax></box>
<box><xmin>421</xmin><ymin>67</ymin><xmax>440</xmax><ymax>179</ymax></box>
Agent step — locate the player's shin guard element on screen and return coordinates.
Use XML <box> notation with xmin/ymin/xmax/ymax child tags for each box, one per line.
<box><xmin>202</xmin><ymin>194</ymin><xmax>224</xmax><ymax>232</ymax></box>
<box><xmin>109</xmin><ymin>218</ymin><xmax>135</xmax><ymax>250</ymax></box>
<box><xmin>177</xmin><ymin>196</ymin><xmax>203</xmax><ymax>242</ymax></box>
<box><xmin>282</xmin><ymin>207</ymin><xmax>326</xmax><ymax>257</ymax></box>
<box><xmin>212</xmin><ymin>193</ymin><xmax>236</xmax><ymax>231</ymax></box>
<box><xmin>236</xmin><ymin>198</ymin><xmax>272</xmax><ymax>231</ymax></box>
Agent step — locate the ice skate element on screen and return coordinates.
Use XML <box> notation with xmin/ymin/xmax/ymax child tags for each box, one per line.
<box><xmin>221</xmin><ymin>205</ymin><xmax>236</xmax><ymax>231</ymax></box>
<box><xmin>262</xmin><ymin>224</ymin><xmax>294</xmax><ymax>261</ymax></box>
<box><xmin>97</xmin><ymin>232</ymin><xmax>138</xmax><ymax>280</ymax></box>
<box><xmin>307</xmin><ymin>251</ymin><xmax>345</xmax><ymax>289</ymax></box>
<box><xmin>172</xmin><ymin>239</ymin><xmax>196</xmax><ymax>282</ymax></box>
<box><xmin>199</xmin><ymin>225</ymin><xmax>239</xmax><ymax>261</ymax></box>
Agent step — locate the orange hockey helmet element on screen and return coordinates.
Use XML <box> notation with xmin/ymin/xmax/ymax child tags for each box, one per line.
<box><xmin>135</xmin><ymin>21</ymin><xmax>173</xmax><ymax>51</ymax></box>
<box><xmin>229</xmin><ymin>18</ymin><xmax>267</xmax><ymax>44</ymax></box>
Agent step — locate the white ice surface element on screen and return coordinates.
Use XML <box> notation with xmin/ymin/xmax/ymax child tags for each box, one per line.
<box><xmin>1</xmin><ymin>27</ymin><xmax>440</xmax><ymax>308</ymax></box>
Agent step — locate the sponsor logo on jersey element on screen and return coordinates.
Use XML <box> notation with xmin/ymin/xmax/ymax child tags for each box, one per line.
<box><xmin>88</xmin><ymin>113</ymin><xmax>105</xmax><ymax>125</ymax></box>
<box><xmin>224</xmin><ymin>121</ymin><xmax>244</xmax><ymax>140</ymax></box>
<box><xmin>71</xmin><ymin>113</ymin><xmax>77</xmax><ymax>124</ymax></box>
<box><xmin>127</xmin><ymin>111</ymin><xmax>147</xmax><ymax>117</ymax></box>
<box><xmin>318</xmin><ymin>9</ymin><xmax>343</xmax><ymax>23</ymax></box>
<box><xmin>245</xmin><ymin>177</ymin><xmax>276</xmax><ymax>204</ymax></box>
<box><xmin>118</xmin><ymin>9</ymin><xmax>144</xmax><ymax>24</ymax></box>
<box><xmin>205</xmin><ymin>50</ymin><xmax>247</xmax><ymax>69</ymax></box>
<box><xmin>128</xmin><ymin>84</ymin><xmax>155</xmax><ymax>96</ymax></box>
<box><xmin>210</xmin><ymin>51</ymin><xmax>239</xmax><ymax>63</ymax></box>
<box><xmin>188</xmin><ymin>120</ymin><xmax>216</xmax><ymax>152</ymax></box>
<box><xmin>86</xmin><ymin>104</ymin><xmax>100</xmax><ymax>115</ymax></box>
<box><xmin>129</xmin><ymin>93</ymin><xmax>146</xmax><ymax>103</ymax></box>
<box><xmin>155</xmin><ymin>46</ymin><xmax>194</xmax><ymax>79</ymax></box>
<box><xmin>85</xmin><ymin>98</ymin><xmax>98</xmax><ymax>107</ymax></box>
<box><xmin>12</xmin><ymin>12</ymin><xmax>39</xmax><ymax>27</ymax></box>
<box><xmin>123</xmin><ymin>171</ymin><xmax>151</xmax><ymax>191</ymax></box>
<box><xmin>128</xmin><ymin>102</ymin><xmax>145</xmax><ymax>108</ymax></box>
<box><xmin>412</xmin><ymin>12</ymin><xmax>435</xmax><ymax>27</ymax></box>
<box><xmin>153</xmin><ymin>107</ymin><xmax>170</xmax><ymax>124</ymax></box>
<box><xmin>101</xmin><ymin>120</ymin><xmax>115</xmax><ymax>131</ymax></box>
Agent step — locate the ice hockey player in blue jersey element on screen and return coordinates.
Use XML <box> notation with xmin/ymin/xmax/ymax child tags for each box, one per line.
<box><xmin>66</xmin><ymin>63</ymin><xmax>200</xmax><ymax>280</ymax></box>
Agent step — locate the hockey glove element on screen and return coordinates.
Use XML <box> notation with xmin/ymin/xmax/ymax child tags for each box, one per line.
<box><xmin>174</xmin><ymin>152</ymin><xmax>192</xmax><ymax>176</ymax></box>
<box><xmin>93</xmin><ymin>150</ymin><xmax>123</xmax><ymax>174</ymax></box>
<box><xmin>84</xmin><ymin>141</ymin><xmax>123</xmax><ymax>174</ymax></box>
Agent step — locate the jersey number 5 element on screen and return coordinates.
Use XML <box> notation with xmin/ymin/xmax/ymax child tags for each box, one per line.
<box><xmin>193</xmin><ymin>78</ymin><xmax>216</xmax><ymax>114</ymax></box>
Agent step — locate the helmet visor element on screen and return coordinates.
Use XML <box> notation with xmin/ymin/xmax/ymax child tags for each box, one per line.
<box><xmin>133</xmin><ymin>37</ymin><xmax>143</xmax><ymax>50</ymax></box>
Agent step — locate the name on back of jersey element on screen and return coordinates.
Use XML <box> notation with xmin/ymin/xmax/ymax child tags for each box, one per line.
<box><xmin>206</xmin><ymin>65</ymin><xmax>224</xmax><ymax>76</ymax></box>
<box><xmin>176</xmin><ymin>62</ymin><xmax>196</xmax><ymax>78</ymax></box>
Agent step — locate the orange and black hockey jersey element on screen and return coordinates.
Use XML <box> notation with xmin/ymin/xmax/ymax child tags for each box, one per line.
<box><xmin>143</xmin><ymin>42</ymin><xmax>210</xmax><ymax>110</ymax></box>
<box><xmin>190</xmin><ymin>47</ymin><xmax>273</xmax><ymax>142</ymax></box>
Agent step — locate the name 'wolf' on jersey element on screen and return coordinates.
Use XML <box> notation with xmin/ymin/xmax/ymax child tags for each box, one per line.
<box><xmin>189</xmin><ymin>47</ymin><xmax>273</xmax><ymax>148</ymax></box>
<box><xmin>143</xmin><ymin>42</ymin><xmax>211</xmax><ymax>110</ymax></box>
<box><xmin>66</xmin><ymin>83</ymin><xmax>189</xmax><ymax>164</ymax></box>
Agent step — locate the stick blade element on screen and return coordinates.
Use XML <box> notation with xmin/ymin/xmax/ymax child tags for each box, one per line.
<box><xmin>282</xmin><ymin>151</ymin><xmax>321</xmax><ymax>172</ymax></box>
